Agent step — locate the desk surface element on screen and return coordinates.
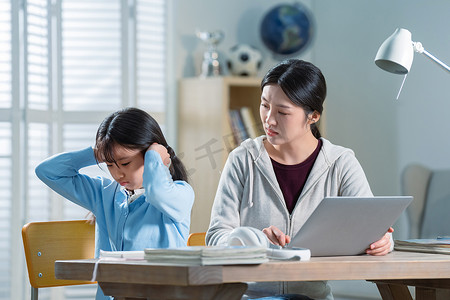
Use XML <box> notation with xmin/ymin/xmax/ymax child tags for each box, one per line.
<box><xmin>56</xmin><ymin>251</ymin><xmax>450</xmax><ymax>285</ymax></box>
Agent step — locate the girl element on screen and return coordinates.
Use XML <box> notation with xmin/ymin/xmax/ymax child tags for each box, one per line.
<box><xmin>206</xmin><ymin>59</ymin><xmax>393</xmax><ymax>300</ymax></box>
<box><xmin>35</xmin><ymin>107</ymin><xmax>194</xmax><ymax>300</ymax></box>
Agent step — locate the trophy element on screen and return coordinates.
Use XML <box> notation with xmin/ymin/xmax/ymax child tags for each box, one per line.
<box><xmin>196</xmin><ymin>30</ymin><xmax>228</xmax><ymax>77</ymax></box>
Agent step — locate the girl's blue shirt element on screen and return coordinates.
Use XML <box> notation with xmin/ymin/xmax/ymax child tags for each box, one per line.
<box><xmin>35</xmin><ymin>147</ymin><xmax>194</xmax><ymax>299</ymax></box>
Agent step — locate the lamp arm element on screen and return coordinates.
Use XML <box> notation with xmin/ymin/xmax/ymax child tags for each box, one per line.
<box><xmin>413</xmin><ymin>42</ymin><xmax>450</xmax><ymax>73</ymax></box>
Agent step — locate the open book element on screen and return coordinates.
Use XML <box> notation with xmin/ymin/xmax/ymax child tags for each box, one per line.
<box><xmin>144</xmin><ymin>246</ymin><xmax>268</xmax><ymax>266</ymax></box>
<box><xmin>394</xmin><ymin>238</ymin><xmax>450</xmax><ymax>254</ymax></box>
<box><xmin>99</xmin><ymin>250</ymin><xmax>145</xmax><ymax>260</ymax></box>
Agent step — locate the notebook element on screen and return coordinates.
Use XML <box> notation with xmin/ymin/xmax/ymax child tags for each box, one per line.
<box><xmin>289</xmin><ymin>196</ymin><xmax>413</xmax><ymax>257</ymax></box>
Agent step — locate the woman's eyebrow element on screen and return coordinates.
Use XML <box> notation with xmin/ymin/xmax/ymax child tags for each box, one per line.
<box><xmin>276</xmin><ymin>104</ymin><xmax>292</xmax><ymax>109</ymax></box>
<box><xmin>261</xmin><ymin>96</ymin><xmax>293</xmax><ymax>109</ymax></box>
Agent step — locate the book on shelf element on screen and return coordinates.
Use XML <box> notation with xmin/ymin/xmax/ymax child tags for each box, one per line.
<box><xmin>240</xmin><ymin>106</ymin><xmax>260</xmax><ymax>139</ymax></box>
<box><xmin>228</xmin><ymin>109</ymin><xmax>249</xmax><ymax>145</ymax></box>
<box><xmin>224</xmin><ymin>113</ymin><xmax>237</xmax><ymax>151</ymax></box>
<box><xmin>394</xmin><ymin>238</ymin><xmax>450</xmax><ymax>254</ymax></box>
<box><xmin>144</xmin><ymin>245</ymin><xmax>268</xmax><ymax>266</ymax></box>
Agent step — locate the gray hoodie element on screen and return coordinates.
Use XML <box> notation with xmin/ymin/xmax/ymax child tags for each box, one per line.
<box><xmin>206</xmin><ymin>136</ymin><xmax>373</xmax><ymax>300</ymax></box>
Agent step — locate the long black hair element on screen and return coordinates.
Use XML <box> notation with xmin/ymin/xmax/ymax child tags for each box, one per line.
<box><xmin>95</xmin><ymin>107</ymin><xmax>188</xmax><ymax>182</ymax></box>
<box><xmin>261</xmin><ymin>59</ymin><xmax>326</xmax><ymax>139</ymax></box>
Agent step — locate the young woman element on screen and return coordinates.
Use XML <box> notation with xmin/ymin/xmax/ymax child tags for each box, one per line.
<box><xmin>206</xmin><ymin>59</ymin><xmax>393</xmax><ymax>300</ymax></box>
<box><xmin>35</xmin><ymin>107</ymin><xmax>194</xmax><ymax>300</ymax></box>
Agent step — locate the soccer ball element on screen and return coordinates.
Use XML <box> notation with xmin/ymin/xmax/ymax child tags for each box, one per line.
<box><xmin>227</xmin><ymin>44</ymin><xmax>262</xmax><ymax>77</ymax></box>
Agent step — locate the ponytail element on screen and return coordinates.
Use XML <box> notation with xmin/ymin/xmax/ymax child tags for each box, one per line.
<box><xmin>166</xmin><ymin>146</ymin><xmax>189</xmax><ymax>183</ymax></box>
<box><xmin>311</xmin><ymin>123</ymin><xmax>321</xmax><ymax>139</ymax></box>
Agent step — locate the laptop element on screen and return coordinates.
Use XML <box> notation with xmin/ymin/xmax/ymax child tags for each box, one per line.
<box><xmin>289</xmin><ymin>196</ymin><xmax>413</xmax><ymax>257</ymax></box>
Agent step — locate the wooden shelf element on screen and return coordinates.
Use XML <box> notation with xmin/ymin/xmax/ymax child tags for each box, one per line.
<box><xmin>178</xmin><ymin>76</ymin><xmax>262</xmax><ymax>233</ymax></box>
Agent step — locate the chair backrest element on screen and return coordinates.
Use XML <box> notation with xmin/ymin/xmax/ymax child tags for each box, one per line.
<box><xmin>187</xmin><ymin>232</ymin><xmax>206</xmax><ymax>246</ymax></box>
<box><xmin>421</xmin><ymin>169</ymin><xmax>450</xmax><ymax>238</ymax></box>
<box><xmin>402</xmin><ymin>164</ymin><xmax>431</xmax><ymax>238</ymax></box>
<box><xmin>402</xmin><ymin>164</ymin><xmax>450</xmax><ymax>239</ymax></box>
<box><xmin>22</xmin><ymin>220</ymin><xmax>95</xmax><ymax>289</ymax></box>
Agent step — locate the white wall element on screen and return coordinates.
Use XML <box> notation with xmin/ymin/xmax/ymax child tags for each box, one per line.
<box><xmin>173</xmin><ymin>0</ymin><xmax>313</xmax><ymax>79</ymax></box>
<box><xmin>313</xmin><ymin>0</ymin><xmax>450</xmax><ymax>199</ymax></box>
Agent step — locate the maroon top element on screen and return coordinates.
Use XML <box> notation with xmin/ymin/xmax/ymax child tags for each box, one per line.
<box><xmin>270</xmin><ymin>139</ymin><xmax>322</xmax><ymax>214</ymax></box>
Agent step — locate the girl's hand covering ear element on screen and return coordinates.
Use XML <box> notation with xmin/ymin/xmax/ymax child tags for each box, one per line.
<box><xmin>148</xmin><ymin>143</ymin><xmax>171</xmax><ymax>167</ymax></box>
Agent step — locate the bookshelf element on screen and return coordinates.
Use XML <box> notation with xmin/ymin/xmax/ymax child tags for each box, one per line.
<box><xmin>178</xmin><ymin>76</ymin><xmax>262</xmax><ymax>233</ymax></box>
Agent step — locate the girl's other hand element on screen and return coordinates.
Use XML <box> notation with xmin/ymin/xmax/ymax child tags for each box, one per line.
<box><xmin>148</xmin><ymin>143</ymin><xmax>171</xmax><ymax>167</ymax></box>
<box><xmin>262</xmin><ymin>225</ymin><xmax>291</xmax><ymax>247</ymax></box>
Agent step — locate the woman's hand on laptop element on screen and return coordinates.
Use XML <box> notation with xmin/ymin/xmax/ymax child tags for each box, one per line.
<box><xmin>365</xmin><ymin>227</ymin><xmax>394</xmax><ymax>256</ymax></box>
<box><xmin>263</xmin><ymin>225</ymin><xmax>291</xmax><ymax>247</ymax></box>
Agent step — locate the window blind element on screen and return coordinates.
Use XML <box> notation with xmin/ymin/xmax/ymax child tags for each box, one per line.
<box><xmin>26</xmin><ymin>0</ymin><xmax>50</xmax><ymax>110</ymax></box>
<box><xmin>0</xmin><ymin>0</ymin><xmax>11</xmax><ymax>109</ymax></box>
<box><xmin>3</xmin><ymin>0</ymin><xmax>168</xmax><ymax>298</ymax></box>
<box><xmin>0</xmin><ymin>123</ymin><xmax>11</xmax><ymax>298</ymax></box>
<box><xmin>25</xmin><ymin>0</ymin><xmax>52</xmax><ymax>225</ymax></box>
<box><xmin>27</xmin><ymin>123</ymin><xmax>51</xmax><ymax>222</ymax></box>
<box><xmin>0</xmin><ymin>0</ymin><xmax>12</xmax><ymax>298</ymax></box>
<box><xmin>62</xmin><ymin>0</ymin><xmax>122</xmax><ymax>111</ymax></box>
<box><xmin>136</xmin><ymin>0</ymin><xmax>166</xmax><ymax>113</ymax></box>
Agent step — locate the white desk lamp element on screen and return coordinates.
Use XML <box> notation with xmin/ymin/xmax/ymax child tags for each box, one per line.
<box><xmin>375</xmin><ymin>28</ymin><xmax>450</xmax><ymax>74</ymax></box>
<box><xmin>375</xmin><ymin>28</ymin><xmax>449</xmax><ymax>99</ymax></box>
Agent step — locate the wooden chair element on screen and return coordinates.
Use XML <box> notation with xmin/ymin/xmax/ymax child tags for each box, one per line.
<box><xmin>187</xmin><ymin>232</ymin><xmax>206</xmax><ymax>246</ymax></box>
<box><xmin>22</xmin><ymin>220</ymin><xmax>96</xmax><ymax>300</ymax></box>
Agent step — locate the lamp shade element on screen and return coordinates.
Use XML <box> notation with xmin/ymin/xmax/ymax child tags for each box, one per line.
<box><xmin>375</xmin><ymin>28</ymin><xmax>414</xmax><ymax>74</ymax></box>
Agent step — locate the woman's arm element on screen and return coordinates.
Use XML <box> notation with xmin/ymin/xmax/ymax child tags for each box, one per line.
<box><xmin>337</xmin><ymin>152</ymin><xmax>393</xmax><ymax>255</ymax></box>
<box><xmin>337</xmin><ymin>152</ymin><xmax>373</xmax><ymax>197</ymax></box>
<box><xmin>142</xmin><ymin>150</ymin><xmax>194</xmax><ymax>223</ymax></box>
<box><xmin>34</xmin><ymin>147</ymin><xmax>110</xmax><ymax>212</ymax></box>
<box><xmin>206</xmin><ymin>151</ymin><xmax>246</xmax><ymax>246</ymax></box>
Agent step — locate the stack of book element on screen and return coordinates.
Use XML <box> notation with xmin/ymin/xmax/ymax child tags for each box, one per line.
<box><xmin>394</xmin><ymin>238</ymin><xmax>450</xmax><ymax>254</ymax></box>
<box><xmin>144</xmin><ymin>246</ymin><xmax>268</xmax><ymax>266</ymax></box>
<box><xmin>228</xmin><ymin>107</ymin><xmax>263</xmax><ymax>147</ymax></box>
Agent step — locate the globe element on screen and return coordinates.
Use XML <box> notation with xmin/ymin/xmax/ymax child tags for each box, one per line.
<box><xmin>260</xmin><ymin>3</ymin><xmax>313</xmax><ymax>56</ymax></box>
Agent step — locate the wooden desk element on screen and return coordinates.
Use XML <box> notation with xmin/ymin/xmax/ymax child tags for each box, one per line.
<box><xmin>55</xmin><ymin>251</ymin><xmax>450</xmax><ymax>300</ymax></box>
